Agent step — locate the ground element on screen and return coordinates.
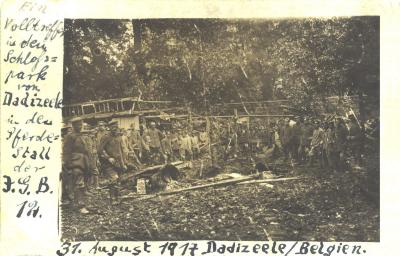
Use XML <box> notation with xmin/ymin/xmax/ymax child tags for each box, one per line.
<box><xmin>61</xmin><ymin>157</ymin><xmax>379</xmax><ymax>242</ymax></box>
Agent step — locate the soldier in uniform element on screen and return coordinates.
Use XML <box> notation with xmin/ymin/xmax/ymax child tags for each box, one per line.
<box><xmin>323</xmin><ymin>121</ymin><xmax>337</xmax><ymax>171</ymax></box>
<box><xmin>180</xmin><ymin>130</ymin><xmax>193</xmax><ymax>161</ymax></box>
<box><xmin>280</xmin><ymin>118</ymin><xmax>293</xmax><ymax>161</ymax></box>
<box><xmin>144</xmin><ymin>121</ymin><xmax>164</xmax><ymax>164</ymax></box>
<box><xmin>61</xmin><ymin>123</ymin><xmax>72</xmax><ymax>204</ymax></box>
<box><xmin>120</xmin><ymin>128</ymin><xmax>131</xmax><ymax>165</ymax></box>
<box><xmin>298</xmin><ymin>118</ymin><xmax>313</xmax><ymax>163</ymax></box>
<box><xmin>347</xmin><ymin>113</ymin><xmax>362</xmax><ymax>165</ymax></box>
<box><xmin>161</xmin><ymin>131</ymin><xmax>173</xmax><ymax>163</ymax></box>
<box><xmin>95</xmin><ymin>121</ymin><xmax>108</xmax><ymax>175</ymax></box>
<box><xmin>272</xmin><ymin>124</ymin><xmax>283</xmax><ymax>159</ymax></box>
<box><xmin>83</xmin><ymin>125</ymin><xmax>100</xmax><ymax>190</ymax></box>
<box><xmin>290</xmin><ymin>119</ymin><xmax>301</xmax><ymax>161</ymax></box>
<box><xmin>334</xmin><ymin>117</ymin><xmax>348</xmax><ymax>171</ymax></box>
<box><xmin>62</xmin><ymin>117</ymin><xmax>90</xmax><ymax>213</ymax></box>
<box><xmin>98</xmin><ymin>120</ymin><xmax>127</xmax><ymax>183</ymax></box>
<box><xmin>128</xmin><ymin>124</ymin><xmax>144</xmax><ymax>161</ymax></box>
<box><xmin>308</xmin><ymin>121</ymin><xmax>324</xmax><ymax>167</ymax></box>
<box><xmin>96</xmin><ymin>121</ymin><xmax>108</xmax><ymax>145</ymax></box>
<box><xmin>171</xmin><ymin>129</ymin><xmax>181</xmax><ymax>161</ymax></box>
<box><xmin>191</xmin><ymin>131</ymin><xmax>200</xmax><ymax>160</ymax></box>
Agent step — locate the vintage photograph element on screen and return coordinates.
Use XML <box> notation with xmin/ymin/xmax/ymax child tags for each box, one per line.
<box><xmin>61</xmin><ymin>18</ymin><xmax>379</xmax><ymax>241</ymax></box>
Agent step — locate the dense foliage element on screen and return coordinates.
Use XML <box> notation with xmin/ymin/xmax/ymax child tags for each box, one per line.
<box><xmin>64</xmin><ymin>18</ymin><xmax>379</xmax><ymax>114</ymax></box>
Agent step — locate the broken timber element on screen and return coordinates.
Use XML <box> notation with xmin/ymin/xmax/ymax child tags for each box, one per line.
<box><xmin>237</xmin><ymin>176</ymin><xmax>306</xmax><ymax>185</ymax></box>
<box><xmin>154</xmin><ymin>176</ymin><xmax>306</xmax><ymax>197</ymax></box>
<box><xmin>122</xmin><ymin>175</ymin><xmax>306</xmax><ymax>202</ymax></box>
<box><xmin>122</xmin><ymin>174</ymin><xmax>259</xmax><ymax>200</ymax></box>
<box><xmin>156</xmin><ymin>174</ymin><xmax>259</xmax><ymax>196</ymax></box>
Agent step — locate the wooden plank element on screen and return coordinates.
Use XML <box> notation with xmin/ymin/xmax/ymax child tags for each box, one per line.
<box><xmin>237</xmin><ymin>176</ymin><xmax>306</xmax><ymax>185</ymax></box>
<box><xmin>208</xmin><ymin>114</ymin><xmax>294</xmax><ymax>118</ymax></box>
<box><xmin>143</xmin><ymin>114</ymin><xmax>189</xmax><ymax>119</ymax></box>
<box><xmin>216</xmin><ymin>100</ymin><xmax>289</xmax><ymax>106</ymax></box>
<box><xmin>156</xmin><ymin>174</ymin><xmax>259</xmax><ymax>196</ymax></box>
<box><xmin>121</xmin><ymin>174</ymin><xmax>261</xmax><ymax>201</ymax></box>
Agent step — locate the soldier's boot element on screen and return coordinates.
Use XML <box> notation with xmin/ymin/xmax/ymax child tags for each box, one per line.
<box><xmin>84</xmin><ymin>184</ymin><xmax>93</xmax><ymax>195</ymax></box>
<box><xmin>73</xmin><ymin>188</ymin><xmax>83</xmax><ymax>209</ymax></box>
<box><xmin>75</xmin><ymin>187</ymin><xmax>89</xmax><ymax>213</ymax></box>
<box><xmin>93</xmin><ymin>176</ymin><xmax>100</xmax><ymax>189</ymax></box>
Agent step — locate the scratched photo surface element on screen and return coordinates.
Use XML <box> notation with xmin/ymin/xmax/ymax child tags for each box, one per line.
<box><xmin>60</xmin><ymin>18</ymin><xmax>379</xmax><ymax>241</ymax></box>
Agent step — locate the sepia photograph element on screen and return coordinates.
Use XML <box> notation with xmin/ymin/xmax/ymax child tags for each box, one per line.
<box><xmin>60</xmin><ymin>17</ymin><xmax>379</xmax><ymax>241</ymax></box>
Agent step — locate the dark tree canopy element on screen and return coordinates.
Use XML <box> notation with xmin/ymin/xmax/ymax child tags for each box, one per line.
<box><xmin>63</xmin><ymin>17</ymin><xmax>379</xmax><ymax>114</ymax></box>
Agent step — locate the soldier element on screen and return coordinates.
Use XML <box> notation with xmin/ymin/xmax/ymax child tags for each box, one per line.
<box><xmin>144</xmin><ymin>121</ymin><xmax>164</xmax><ymax>164</ymax></box>
<box><xmin>180</xmin><ymin>130</ymin><xmax>193</xmax><ymax>161</ymax></box>
<box><xmin>141</xmin><ymin>133</ymin><xmax>152</xmax><ymax>164</ymax></box>
<box><xmin>272</xmin><ymin>124</ymin><xmax>283</xmax><ymax>159</ymax></box>
<box><xmin>96</xmin><ymin>121</ymin><xmax>108</xmax><ymax>145</ymax></box>
<box><xmin>290</xmin><ymin>118</ymin><xmax>301</xmax><ymax>161</ymax></box>
<box><xmin>191</xmin><ymin>131</ymin><xmax>200</xmax><ymax>160</ymax></box>
<box><xmin>323</xmin><ymin>121</ymin><xmax>338</xmax><ymax>171</ymax></box>
<box><xmin>128</xmin><ymin>124</ymin><xmax>143</xmax><ymax>161</ymax></box>
<box><xmin>347</xmin><ymin>113</ymin><xmax>362</xmax><ymax>165</ymax></box>
<box><xmin>81</xmin><ymin>124</ymin><xmax>100</xmax><ymax>191</ymax></box>
<box><xmin>171</xmin><ymin>129</ymin><xmax>181</xmax><ymax>161</ymax></box>
<box><xmin>62</xmin><ymin>117</ymin><xmax>90</xmax><ymax>213</ymax></box>
<box><xmin>62</xmin><ymin>122</ymin><xmax>72</xmax><ymax>137</ymax></box>
<box><xmin>95</xmin><ymin>121</ymin><xmax>108</xmax><ymax>175</ymax></box>
<box><xmin>98</xmin><ymin>120</ymin><xmax>127</xmax><ymax>183</ymax></box>
<box><xmin>334</xmin><ymin>117</ymin><xmax>348</xmax><ymax>171</ymax></box>
<box><xmin>89</xmin><ymin>127</ymin><xmax>100</xmax><ymax>189</ymax></box>
<box><xmin>120</xmin><ymin>128</ymin><xmax>131</xmax><ymax>165</ymax></box>
<box><xmin>61</xmin><ymin>123</ymin><xmax>72</xmax><ymax>204</ymax></box>
<box><xmin>280</xmin><ymin>118</ymin><xmax>293</xmax><ymax>161</ymax></box>
<box><xmin>161</xmin><ymin>131</ymin><xmax>173</xmax><ymax>163</ymax></box>
<box><xmin>308</xmin><ymin>121</ymin><xmax>324</xmax><ymax>167</ymax></box>
<box><xmin>298</xmin><ymin>118</ymin><xmax>313</xmax><ymax>163</ymax></box>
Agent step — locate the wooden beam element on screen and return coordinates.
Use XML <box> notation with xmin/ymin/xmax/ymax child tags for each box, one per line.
<box><xmin>209</xmin><ymin>114</ymin><xmax>294</xmax><ymax>118</ymax></box>
<box><xmin>143</xmin><ymin>115</ymin><xmax>189</xmax><ymax>119</ymax></box>
<box><xmin>156</xmin><ymin>174</ymin><xmax>259</xmax><ymax>196</ymax></box>
<box><xmin>120</xmin><ymin>174</ymin><xmax>261</xmax><ymax>200</ymax></box>
<box><xmin>216</xmin><ymin>100</ymin><xmax>289</xmax><ymax>106</ymax></box>
<box><xmin>237</xmin><ymin>176</ymin><xmax>306</xmax><ymax>185</ymax></box>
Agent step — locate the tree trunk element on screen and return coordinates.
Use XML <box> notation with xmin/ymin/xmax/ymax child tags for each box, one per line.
<box><xmin>132</xmin><ymin>19</ymin><xmax>142</xmax><ymax>51</ymax></box>
<box><xmin>132</xmin><ymin>19</ymin><xmax>148</xmax><ymax>87</ymax></box>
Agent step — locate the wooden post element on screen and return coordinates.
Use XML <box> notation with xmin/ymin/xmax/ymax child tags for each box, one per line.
<box><xmin>206</xmin><ymin>116</ymin><xmax>213</xmax><ymax>166</ymax></box>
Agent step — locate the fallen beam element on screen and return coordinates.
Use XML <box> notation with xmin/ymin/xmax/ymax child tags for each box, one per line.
<box><xmin>237</xmin><ymin>176</ymin><xmax>306</xmax><ymax>185</ymax></box>
<box><xmin>207</xmin><ymin>114</ymin><xmax>294</xmax><ymax>118</ymax></box>
<box><xmin>156</xmin><ymin>174</ymin><xmax>259</xmax><ymax>196</ymax></box>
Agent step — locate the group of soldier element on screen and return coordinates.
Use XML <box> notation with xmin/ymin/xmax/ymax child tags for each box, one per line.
<box><xmin>212</xmin><ymin>113</ymin><xmax>369</xmax><ymax>172</ymax></box>
<box><xmin>61</xmin><ymin>118</ymin><xmax>204</xmax><ymax>212</ymax></box>
<box><xmin>62</xmin><ymin>112</ymin><xmax>376</xmax><ymax>212</ymax></box>
<box><xmin>270</xmin><ymin>114</ymin><xmax>364</xmax><ymax>170</ymax></box>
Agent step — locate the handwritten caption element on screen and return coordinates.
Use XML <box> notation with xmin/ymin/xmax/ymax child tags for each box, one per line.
<box><xmin>56</xmin><ymin>241</ymin><xmax>367</xmax><ymax>256</ymax></box>
<box><xmin>1</xmin><ymin>1</ymin><xmax>63</xmax><ymax>219</ymax></box>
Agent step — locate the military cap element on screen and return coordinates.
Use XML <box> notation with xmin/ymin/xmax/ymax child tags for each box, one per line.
<box><xmin>70</xmin><ymin>116</ymin><xmax>83</xmax><ymax>123</ymax></box>
<box><xmin>62</xmin><ymin>122</ymin><xmax>72</xmax><ymax>129</ymax></box>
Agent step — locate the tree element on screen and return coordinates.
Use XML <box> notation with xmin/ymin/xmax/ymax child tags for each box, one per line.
<box><xmin>64</xmin><ymin>17</ymin><xmax>379</xmax><ymax>117</ymax></box>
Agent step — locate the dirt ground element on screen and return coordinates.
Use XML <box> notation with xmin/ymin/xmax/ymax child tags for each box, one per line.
<box><xmin>61</xmin><ymin>158</ymin><xmax>379</xmax><ymax>242</ymax></box>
